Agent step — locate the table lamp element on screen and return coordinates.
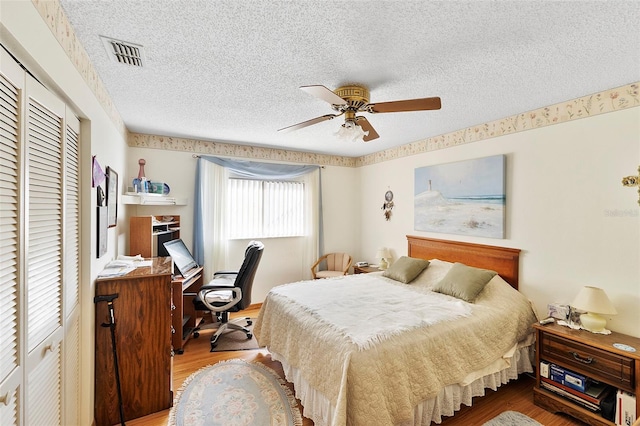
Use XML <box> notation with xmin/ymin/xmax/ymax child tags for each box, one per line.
<box><xmin>376</xmin><ymin>248</ymin><xmax>390</xmax><ymax>270</ymax></box>
<box><xmin>571</xmin><ymin>286</ymin><xmax>617</xmax><ymax>332</ymax></box>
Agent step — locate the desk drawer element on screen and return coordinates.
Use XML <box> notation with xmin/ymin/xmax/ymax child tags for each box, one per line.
<box><xmin>541</xmin><ymin>333</ymin><xmax>634</xmax><ymax>392</ymax></box>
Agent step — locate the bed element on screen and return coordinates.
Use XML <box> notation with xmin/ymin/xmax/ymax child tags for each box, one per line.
<box><xmin>254</xmin><ymin>236</ymin><xmax>539</xmax><ymax>426</ymax></box>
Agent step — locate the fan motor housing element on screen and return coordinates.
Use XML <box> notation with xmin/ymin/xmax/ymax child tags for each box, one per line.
<box><xmin>333</xmin><ymin>85</ymin><xmax>370</xmax><ymax>110</ymax></box>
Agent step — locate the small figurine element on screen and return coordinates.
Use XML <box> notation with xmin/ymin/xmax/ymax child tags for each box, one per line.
<box><xmin>137</xmin><ymin>158</ymin><xmax>146</xmax><ymax>179</ymax></box>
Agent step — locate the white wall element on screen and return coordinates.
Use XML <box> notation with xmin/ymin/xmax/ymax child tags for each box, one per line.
<box><xmin>358</xmin><ymin>108</ymin><xmax>640</xmax><ymax>337</ymax></box>
<box><xmin>126</xmin><ymin>148</ymin><xmax>198</xmax><ymax>250</ymax></box>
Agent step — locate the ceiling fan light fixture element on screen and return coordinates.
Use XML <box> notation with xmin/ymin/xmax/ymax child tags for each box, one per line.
<box><xmin>334</xmin><ymin>120</ymin><xmax>368</xmax><ymax>142</ymax></box>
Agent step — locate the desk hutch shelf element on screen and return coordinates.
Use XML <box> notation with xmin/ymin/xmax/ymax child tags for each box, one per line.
<box><xmin>129</xmin><ymin>215</ymin><xmax>180</xmax><ymax>258</ymax></box>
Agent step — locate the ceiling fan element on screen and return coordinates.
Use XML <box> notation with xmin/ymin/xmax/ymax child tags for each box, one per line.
<box><xmin>278</xmin><ymin>84</ymin><xmax>441</xmax><ymax>142</ymax></box>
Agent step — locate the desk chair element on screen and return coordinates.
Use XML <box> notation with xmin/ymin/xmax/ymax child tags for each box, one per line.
<box><xmin>311</xmin><ymin>252</ymin><xmax>352</xmax><ymax>279</ymax></box>
<box><xmin>192</xmin><ymin>241</ymin><xmax>264</xmax><ymax>351</ymax></box>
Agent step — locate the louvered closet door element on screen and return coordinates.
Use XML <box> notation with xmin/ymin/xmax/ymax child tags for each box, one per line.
<box><xmin>0</xmin><ymin>48</ymin><xmax>82</xmax><ymax>426</ymax></box>
<box><xmin>0</xmin><ymin>47</ymin><xmax>23</xmax><ymax>425</ymax></box>
<box><xmin>24</xmin><ymin>75</ymin><xmax>65</xmax><ymax>426</ymax></box>
<box><xmin>62</xmin><ymin>111</ymin><xmax>81</xmax><ymax>426</ymax></box>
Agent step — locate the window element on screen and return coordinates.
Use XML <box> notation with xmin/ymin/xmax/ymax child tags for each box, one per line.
<box><xmin>227</xmin><ymin>178</ymin><xmax>304</xmax><ymax>238</ymax></box>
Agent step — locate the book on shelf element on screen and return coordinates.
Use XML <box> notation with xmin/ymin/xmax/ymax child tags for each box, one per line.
<box><xmin>541</xmin><ymin>377</ymin><xmax>612</xmax><ymax>406</ymax></box>
<box><xmin>540</xmin><ymin>380</ymin><xmax>601</xmax><ymax>412</ymax></box>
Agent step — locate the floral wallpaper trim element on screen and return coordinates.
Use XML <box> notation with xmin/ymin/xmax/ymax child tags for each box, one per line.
<box><xmin>34</xmin><ymin>2</ymin><xmax>637</xmax><ymax>168</ymax></box>
<box><xmin>128</xmin><ymin>133</ymin><xmax>358</xmax><ymax>168</ymax></box>
<box><xmin>357</xmin><ymin>82</ymin><xmax>639</xmax><ymax>167</ymax></box>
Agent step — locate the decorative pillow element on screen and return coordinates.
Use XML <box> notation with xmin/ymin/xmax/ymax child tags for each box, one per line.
<box><xmin>410</xmin><ymin>259</ymin><xmax>453</xmax><ymax>288</ymax></box>
<box><xmin>432</xmin><ymin>262</ymin><xmax>497</xmax><ymax>302</ymax></box>
<box><xmin>382</xmin><ymin>256</ymin><xmax>430</xmax><ymax>284</ymax></box>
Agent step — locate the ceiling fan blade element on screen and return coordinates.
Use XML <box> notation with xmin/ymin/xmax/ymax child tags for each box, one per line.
<box><xmin>300</xmin><ymin>85</ymin><xmax>348</xmax><ymax>106</ymax></box>
<box><xmin>277</xmin><ymin>113</ymin><xmax>341</xmax><ymax>133</ymax></box>
<box><xmin>367</xmin><ymin>97</ymin><xmax>441</xmax><ymax>113</ymax></box>
<box><xmin>355</xmin><ymin>116</ymin><xmax>379</xmax><ymax>142</ymax></box>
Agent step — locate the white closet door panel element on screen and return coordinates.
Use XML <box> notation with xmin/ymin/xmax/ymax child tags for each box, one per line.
<box><xmin>64</xmin><ymin>113</ymin><xmax>80</xmax><ymax>318</ymax></box>
<box><xmin>0</xmin><ymin>383</ymin><xmax>20</xmax><ymax>426</ymax></box>
<box><xmin>0</xmin><ymin>53</ymin><xmax>22</xmax><ymax>387</ymax></box>
<box><xmin>26</xmin><ymin>79</ymin><xmax>65</xmax><ymax>354</ymax></box>
<box><xmin>26</xmin><ymin>331</ymin><xmax>62</xmax><ymax>426</ymax></box>
<box><xmin>63</xmin><ymin>307</ymin><xmax>80</xmax><ymax>426</ymax></box>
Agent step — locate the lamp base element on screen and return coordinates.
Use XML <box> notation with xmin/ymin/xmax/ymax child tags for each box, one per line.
<box><xmin>378</xmin><ymin>259</ymin><xmax>388</xmax><ymax>270</ymax></box>
<box><xmin>579</xmin><ymin>312</ymin><xmax>607</xmax><ymax>332</ymax></box>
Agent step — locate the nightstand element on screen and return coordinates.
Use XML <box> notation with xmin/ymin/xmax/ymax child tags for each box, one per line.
<box><xmin>353</xmin><ymin>265</ymin><xmax>380</xmax><ymax>274</ymax></box>
<box><xmin>533</xmin><ymin>321</ymin><xmax>640</xmax><ymax>425</ymax></box>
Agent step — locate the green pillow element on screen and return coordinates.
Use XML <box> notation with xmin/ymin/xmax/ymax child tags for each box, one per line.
<box><xmin>432</xmin><ymin>262</ymin><xmax>497</xmax><ymax>302</ymax></box>
<box><xmin>383</xmin><ymin>256</ymin><xmax>430</xmax><ymax>284</ymax></box>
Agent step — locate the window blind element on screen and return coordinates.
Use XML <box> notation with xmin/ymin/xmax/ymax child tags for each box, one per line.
<box><xmin>227</xmin><ymin>178</ymin><xmax>304</xmax><ymax>238</ymax></box>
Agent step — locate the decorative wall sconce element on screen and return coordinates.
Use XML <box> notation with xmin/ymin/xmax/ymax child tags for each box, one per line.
<box><xmin>622</xmin><ymin>166</ymin><xmax>640</xmax><ymax>206</ymax></box>
<box><xmin>382</xmin><ymin>189</ymin><xmax>394</xmax><ymax>221</ymax></box>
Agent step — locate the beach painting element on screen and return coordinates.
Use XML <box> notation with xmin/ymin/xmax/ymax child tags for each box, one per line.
<box><xmin>414</xmin><ymin>155</ymin><xmax>505</xmax><ymax>238</ymax></box>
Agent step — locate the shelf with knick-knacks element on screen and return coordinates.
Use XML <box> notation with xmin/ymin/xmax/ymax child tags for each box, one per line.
<box><xmin>121</xmin><ymin>193</ymin><xmax>187</xmax><ymax>205</ymax></box>
<box><xmin>122</xmin><ymin>158</ymin><xmax>187</xmax><ymax>205</ymax></box>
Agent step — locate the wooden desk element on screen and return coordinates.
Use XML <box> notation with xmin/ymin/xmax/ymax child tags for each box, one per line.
<box><xmin>95</xmin><ymin>257</ymin><xmax>173</xmax><ymax>426</ymax></box>
<box><xmin>171</xmin><ymin>266</ymin><xmax>204</xmax><ymax>354</ymax></box>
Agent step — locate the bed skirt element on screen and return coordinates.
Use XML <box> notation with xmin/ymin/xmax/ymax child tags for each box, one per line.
<box><xmin>270</xmin><ymin>335</ymin><xmax>535</xmax><ymax>426</ymax></box>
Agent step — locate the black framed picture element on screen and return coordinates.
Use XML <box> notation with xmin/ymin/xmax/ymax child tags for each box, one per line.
<box><xmin>97</xmin><ymin>206</ymin><xmax>108</xmax><ymax>257</ymax></box>
<box><xmin>106</xmin><ymin>166</ymin><xmax>118</xmax><ymax>227</ymax></box>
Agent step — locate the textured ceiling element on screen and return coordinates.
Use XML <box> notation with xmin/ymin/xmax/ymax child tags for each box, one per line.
<box><xmin>59</xmin><ymin>0</ymin><xmax>639</xmax><ymax>158</ymax></box>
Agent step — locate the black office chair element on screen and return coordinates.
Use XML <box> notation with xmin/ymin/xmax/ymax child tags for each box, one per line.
<box><xmin>192</xmin><ymin>241</ymin><xmax>264</xmax><ymax>351</ymax></box>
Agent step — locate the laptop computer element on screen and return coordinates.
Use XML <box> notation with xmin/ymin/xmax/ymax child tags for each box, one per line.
<box><xmin>162</xmin><ymin>238</ymin><xmax>199</xmax><ymax>278</ymax></box>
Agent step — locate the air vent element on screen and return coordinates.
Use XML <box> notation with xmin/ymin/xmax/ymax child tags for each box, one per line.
<box><xmin>100</xmin><ymin>36</ymin><xmax>145</xmax><ymax>67</ymax></box>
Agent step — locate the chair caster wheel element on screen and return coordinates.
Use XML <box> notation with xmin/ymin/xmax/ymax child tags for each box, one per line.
<box><xmin>246</xmin><ymin>320</ymin><xmax>253</xmax><ymax>326</ymax></box>
<box><xmin>193</xmin><ymin>332</ymin><xmax>200</xmax><ymax>338</ymax></box>
<box><xmin>246</xmin><ymin>333</ymin><xmax>252</xmax><ymax>340</ymax></box>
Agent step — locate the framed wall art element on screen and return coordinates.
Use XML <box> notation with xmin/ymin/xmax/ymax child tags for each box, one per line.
<box><xmin>97</xmin><ymin>205</ymin><xmax>108</xmax><ymax>257</ymax></box>
<box><xmin>106</xmin><ymin>166</ymin><xmax>118</xmax><ymax>227</ymax></box>
<box><xmin>414</xmin><ymin>155</ymin><xmax>506</xmax><ymax>239</ymax></box>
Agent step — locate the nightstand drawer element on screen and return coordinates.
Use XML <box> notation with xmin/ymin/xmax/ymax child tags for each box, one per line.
<box><xmin>541</xmin><ymin>333</ymin><xmax>634</xmax><ymax>392</ymax></box>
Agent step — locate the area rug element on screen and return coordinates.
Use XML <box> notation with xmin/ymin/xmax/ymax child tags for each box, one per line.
<box><xmin>482</xmin><ymin>410</ymin><xmax>542</xmax><ymax>426</ymax></box>
<box><xmin>169</xmin><ymin>359</ymin><xmax>303</xmax><ymax>426</ymax></box>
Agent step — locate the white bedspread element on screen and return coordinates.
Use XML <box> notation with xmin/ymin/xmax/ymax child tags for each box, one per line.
<box><xmin>254</xmin><ymin>264</ymin><xmax>537</xmax><ymax>426</ymax></box>
<box><xmin>269</xmin><ymin>274</ymin><xmax>472</xmax><ymax>350</ymax></box>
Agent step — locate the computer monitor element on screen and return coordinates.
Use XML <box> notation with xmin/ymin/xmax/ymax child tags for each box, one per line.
<box><xmin>162</xmin><ymin>238</ymin><xmax>199</xmax><ymax>278</ymax></box>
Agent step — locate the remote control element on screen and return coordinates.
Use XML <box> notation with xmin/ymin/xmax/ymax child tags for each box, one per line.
<box><xmin>539</xmin><ymin>317</ymin><xmax>554</xmax><ymax>325</ymax></box>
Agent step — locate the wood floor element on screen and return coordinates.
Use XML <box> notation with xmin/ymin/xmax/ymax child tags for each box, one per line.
<box><xmin>127</xmin><ymin>305</ymin><xmax>583</xmax><ymax>426</ymax></box>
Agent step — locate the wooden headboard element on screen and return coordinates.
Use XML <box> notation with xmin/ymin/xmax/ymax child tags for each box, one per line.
<box><xmin>407</xmin><ymin>235</ymin><xmax>521</xmax><ymax>289</ymax></box>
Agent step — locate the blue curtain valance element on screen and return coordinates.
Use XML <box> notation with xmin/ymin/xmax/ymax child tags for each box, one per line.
<box><xmin>198</xmin><ymin>156</ymin><xmax>319</xmax><ymax>179</ymax></box>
